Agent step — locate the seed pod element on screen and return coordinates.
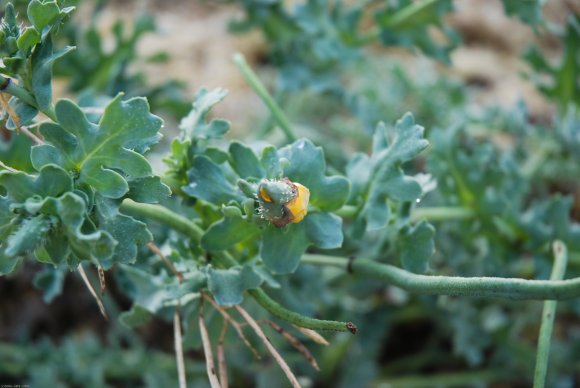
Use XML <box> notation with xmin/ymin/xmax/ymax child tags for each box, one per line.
<box><xmin>257</xmin><ymin>178</ymin><xmax>310</xmax><ymax>228</ymax></box>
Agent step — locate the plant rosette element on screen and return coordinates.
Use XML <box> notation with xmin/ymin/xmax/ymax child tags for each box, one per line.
<box><xmin>183</xmin><ymin>137</ymin><xmax>350</xmax><ymax>276</ymax></box>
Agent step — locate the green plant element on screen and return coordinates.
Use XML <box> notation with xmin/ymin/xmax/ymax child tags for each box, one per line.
<box><xmin>1</xmin><ymin>1</ymin><xmax>579</xmax><ymax>387</ymax></box>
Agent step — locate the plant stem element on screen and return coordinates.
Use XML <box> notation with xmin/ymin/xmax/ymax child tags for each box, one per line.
<box><xmin>0</xmin><ymin>75</ymin><xmax>57</xmax><ymax>122</ymax></box>
<box><xmin>533</xmin><ymin>241</ymin><xmax>568</xmax><ymax>388</ymax></box>
<box><xmin>302</xmin><ymin>253</ymin><xmax>580</xmax><ymax>300</ymax></box>
<box><xmin>233</xmin><ymin>53</ymin><xmax>297</xmax><ymax>143</ymax></box>
<box><xmin>334</xmin><ymin>205</ymin><xmax>475</xmax><ymax>222</ymax></box>
<box><xmin>248</xmin><ymin>289</ymin><xmax>356</xmax><ymax>333</ymax></box>
<box><xmin>411</xmin><ymin>206</ymin><xmax>475</xmax><ymax>222</ymax></box>
<box><xmin>120</xmin><ymin>200</ymin><xmax>354</xmax><ymax>333</ymax></box>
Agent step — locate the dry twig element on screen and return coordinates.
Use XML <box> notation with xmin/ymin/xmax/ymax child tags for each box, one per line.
<box><xmin>218</xmin><ymin>320</ymin><xmax>229</xmax><ymax>388</ymax></box>
<box><xmin>77</xmin><ymin>264</ymin><xmax>108</xmax><ymax>320</ymax></box>
<box><xmin>235</xmin><ymin>305</ymin><xmax>301</xmax><ymax>388</ymax></box>
<box><xmin>265</xmin><ymin>320</ymin><xmax>320</xmax><ymax>371</ymax></box>
<box><xmin>292</xmin><ymin>325</ymin><xmax>330</xmax><ymax>346</ymax></box>
<box><xmin>199</xmin><ymin>313</ymin><xmax>222</xmax><ymax>388</ymax></box>
<box><xmin>203</xmin><ymin>293</ymin><xmax>261</xmax><ymax>359</ymax></box>
<box><xmin>174</xmin><ymin>308</ymin><xmax>187</xmax><ymax>388</ymax></box>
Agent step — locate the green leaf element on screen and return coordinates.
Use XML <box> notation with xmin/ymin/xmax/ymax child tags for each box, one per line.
<box><xmin>179</xmin><ymin>88</ymin><xmax>230</xmax><ymax>141</ymax></box>
<box><xmin>183</xmin><ymin>156</ymin><xmax>245</xmax><ymax>205</ymax></box>
<box><xmin>97</xmin><ymin>211</ymin><xmax>152</xmax><ymax>269</ymax></box>
<box><xmin>207</xmin><ymin>265</ymin><xmax>262</xmax><ymax>306</ymax></box>
<box><xmin>127</xmin><ymin>177</ymin><xmax>171</xmax><ymax>203</ymax></box>
<box><xmin>31</xmin><ymin>95</ymin><xmax>163</xmax><ymax>198</ymax></box>
<box><xmin>16</xmin><ymin>27</ymin><xmax>40</xmax><ymax>53</ymax></box>
<box><xmin>304</xmin><ymin>213</ymin><xmax>343</xmax><ymax>249</ymax></box>
<box><xmin>278</xmin><ymin>138</ymin><xmax>350</xmax><ymax>211</ymax></box>
<box><xmin>260</xmin><ymin>223</ymin><xmax>309</xmax><ymax>274</ymax></box>
<box><xmin>261</xmin><ymin>145</ymin><xmax>283</xmax><ymax>179</ymax></box>
<box><xmin>33</xmin><ymin>265</ymin><xmax>66</xmax><ymax>303</ymax></box>
<box><xmin>0</xmin><ymin>251</ymin><xmax>21</xmax><ymax>275</ymax></box>
<box><xmin>119</xmin><ymin>305</ymin><xmax>153</xmax><ymax>328</ymax></box>
<box><xmin>31</xmin><ymin>35</ymin><xmax>75</xmax><ymax>111</ymax></box>
<box><xmin>202</xmin><ymin>209</ymin><xmax>261</xmax><ymax>251</ymax></box>
<box><xmin>0</xmin><ymin>164</ymin><xmax>72</xmax><ymax>202</ymax></box>
<box><xmin>27</xmin><ymin>0</ymin><xmax>60</xmax><ymax>32</ymax></box>
<box><xmin>4</xmin><ymin>215</ymin><xmax>51</xmax><ymax>257</ymax></box>
<box><xmin>501</xmin><ymin>0</ymin><xmax>543</xmax><ymax>25</ymax></box>
<box><xmin>229</xmin><ymin>141</ymin><xmax>265</xmax><ymax>179</ymax></box>
<box><xmin>354</xmin><ymin>115</ymin><xmax>429</xmax><ymax>231</ymax></box>
<box><xmin>398</xmin><ymin>220</ymin><xmax>435</xmax><ymax>274</ymax></box>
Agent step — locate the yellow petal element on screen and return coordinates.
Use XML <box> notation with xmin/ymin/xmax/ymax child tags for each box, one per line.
<box><xmin>286</xmin><ymin>183</ymin><xmax>310</xmax><ymax>224</ymax></box>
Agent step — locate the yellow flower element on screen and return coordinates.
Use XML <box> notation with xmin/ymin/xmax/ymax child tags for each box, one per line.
<box><xmin>285</xmin><ymin>182</ymin><xmax>310</xmax><ymax>224</ymax></box>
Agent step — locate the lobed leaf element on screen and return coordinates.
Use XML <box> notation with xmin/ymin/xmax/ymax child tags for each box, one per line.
<box><xmin>31</xmin><ymin>95</ymin><xmax>163</xmax><ymax>199</ymax></box>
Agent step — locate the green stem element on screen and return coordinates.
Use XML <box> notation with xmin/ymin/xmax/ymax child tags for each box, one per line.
<box><xmin>334</xmin><ymin>205</ymin><xmax>475</xmax><ymax>222</ymax></box>
<box><xmin>411</xmin><ymin>206</ymin><xmax>475</xmax><ymax>222</ymax></box>
<box><xmin>248</xmin><ymin>288</ymin><xmax>356</xmax><ymax>333</ymax></box>
<box><xmin>533</xmin><ymin>241</ymin><xmax>568</xmax><ymax>388</ymax></box>
<box><xmin>120</xmin><ymin>200</ymin><xmax>354</xmax><ymax>333</ymax></box>
<box><xmin>0</xmin><ymin>75</ymin><xmax>57</xmax><ymax>122</ymax></box>
<box><xmin>233</xmin><ymin>53</ymin><xmax>297</xmax><ymax>143</ymax></box>
<box><xmin>302</xmin><ymin>253</ymin><xmax>580</xmax><ymax>300</ymax></box>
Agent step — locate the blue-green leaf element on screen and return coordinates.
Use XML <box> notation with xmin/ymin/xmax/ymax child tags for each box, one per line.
<box><xmin>207</xmin><ymin>265</ymin><xmax>262</xmax><ymax>306</ymax></box>
<box><xmin>202</xmin><ymin>209</ymin><xmax>261</xmax><ymax>251</ymax></box>
<box><xmin>31</xmin><ymin>95</ymin><xmax>163</xmax><ymax>198</ymax></box>
<box><xmin>179</xmin><ymin>88</ymin><xmax>230</xmax><ymax>141</ymax></box>
<box><xmin>398</xmin><ymin>220</ymin><xmax>435</xmax><ymax>274</ymax></box>
<box><xmin>260</xmin><ymin>223</ymin><xmax>309</xmax><ymax>274</ymax></box>
<box><xmin>278</xmin><ymin>138</ymin><xmax>350</xmax><ymax>211</ymax></box>
<box><xmin>229</xmin><ymin>141</ymin><xmax>265</xmax><ymax>179</ymax></box>
<box><xmin>31</xmin><ymin>35</ymin><xmax>75</xmax><ymax>111</ymax></box>
<box><xmin>27</xmin><ymin>0</ymin><xmax>60</xmax><ymax>32</ymax></box>
<box><xmin>183</xmin><ymin>156</ymin><xmax>244</xmax><ymax>205</ymax></box>
<box><xmin>304</xmin><ymin>213</ymin><xmax>343</xmax><ymax>249</ymax></box>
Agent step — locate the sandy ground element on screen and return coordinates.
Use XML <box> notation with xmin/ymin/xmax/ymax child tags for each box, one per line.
<box><xmin>77</xmin><ymin>0</ymin><xmax>571</xmax><ymax>130</ymax></box>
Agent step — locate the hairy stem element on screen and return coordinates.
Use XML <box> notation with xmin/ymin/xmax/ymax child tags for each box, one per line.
<box><xmin>233</xmin><ymin>53</ymin><xmax>297</xmax><ymax>143</ymax></box>
<box><xmin>302</xmin><ymin>254</ymin><xmax>580</xmax><ymax>300</ymax></box>
<box><xmin>533</xmin><ymin>241</ymin><xmax>568</xmax><ymax>388</ymax></box>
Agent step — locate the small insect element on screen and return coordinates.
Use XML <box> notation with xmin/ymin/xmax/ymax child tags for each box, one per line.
<box><xmin>256</xmin><ymin>178</ymin><xmax>310</xmax><ymax>228</ymax></box>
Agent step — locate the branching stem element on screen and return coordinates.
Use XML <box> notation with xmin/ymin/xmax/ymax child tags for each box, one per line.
<box><xmin>0</xmin><ymin>75</ymin><xmax>57</xmax><ymax>122</ymax></box>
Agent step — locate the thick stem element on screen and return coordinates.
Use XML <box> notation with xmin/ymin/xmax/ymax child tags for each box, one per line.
<box><xmin>533</xmin><ymin>241</ymin><xmax>568</xmax><ymax>388</ymax></box>
<box><xmin>233</xmin><ymin>53</ymin><xmax>297</xmax><ymax>143</ymax></box>
<box><xmin>302</xmin><ymin>253</ymin><xmax>580</xmax><ymax>300</ymax></box>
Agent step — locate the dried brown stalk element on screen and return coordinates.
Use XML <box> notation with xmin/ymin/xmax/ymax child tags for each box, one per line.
<box><xmin>265</xmin><ymin>320</ymin><xmax>320</xmax><ymax>371</ymax></box>
<box><xmin>199</xmin><ymin>313</ymin><xmax>222</xmax><ymax>388</ymax></box>
<box><xmin>202</xmin><ymin>293</ymin><xmax>261</xmax><ymax>359</ymax></box>
<box><xmin>218</xmin><ymin>320</ymin><xmax>229</xmax><ymax>388</ymax></box>
<box><xmin>292</xmin><ymin>325</ymin><xmax>330</xmax><ymax>346</ymax></box>
<box><xmin>174</xmin><ymin>307</ymin><xmax>187</xmax><ymax>388</ymax></box>
<box><xmin>235</xmin><ymin>305</ymin><xmax>301</xmax><ymax>388</ymax></box>
<box><xmin>77</xmin><ymin>264</ymin><xmax>108</xmax><ymax>320</ymax></box>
